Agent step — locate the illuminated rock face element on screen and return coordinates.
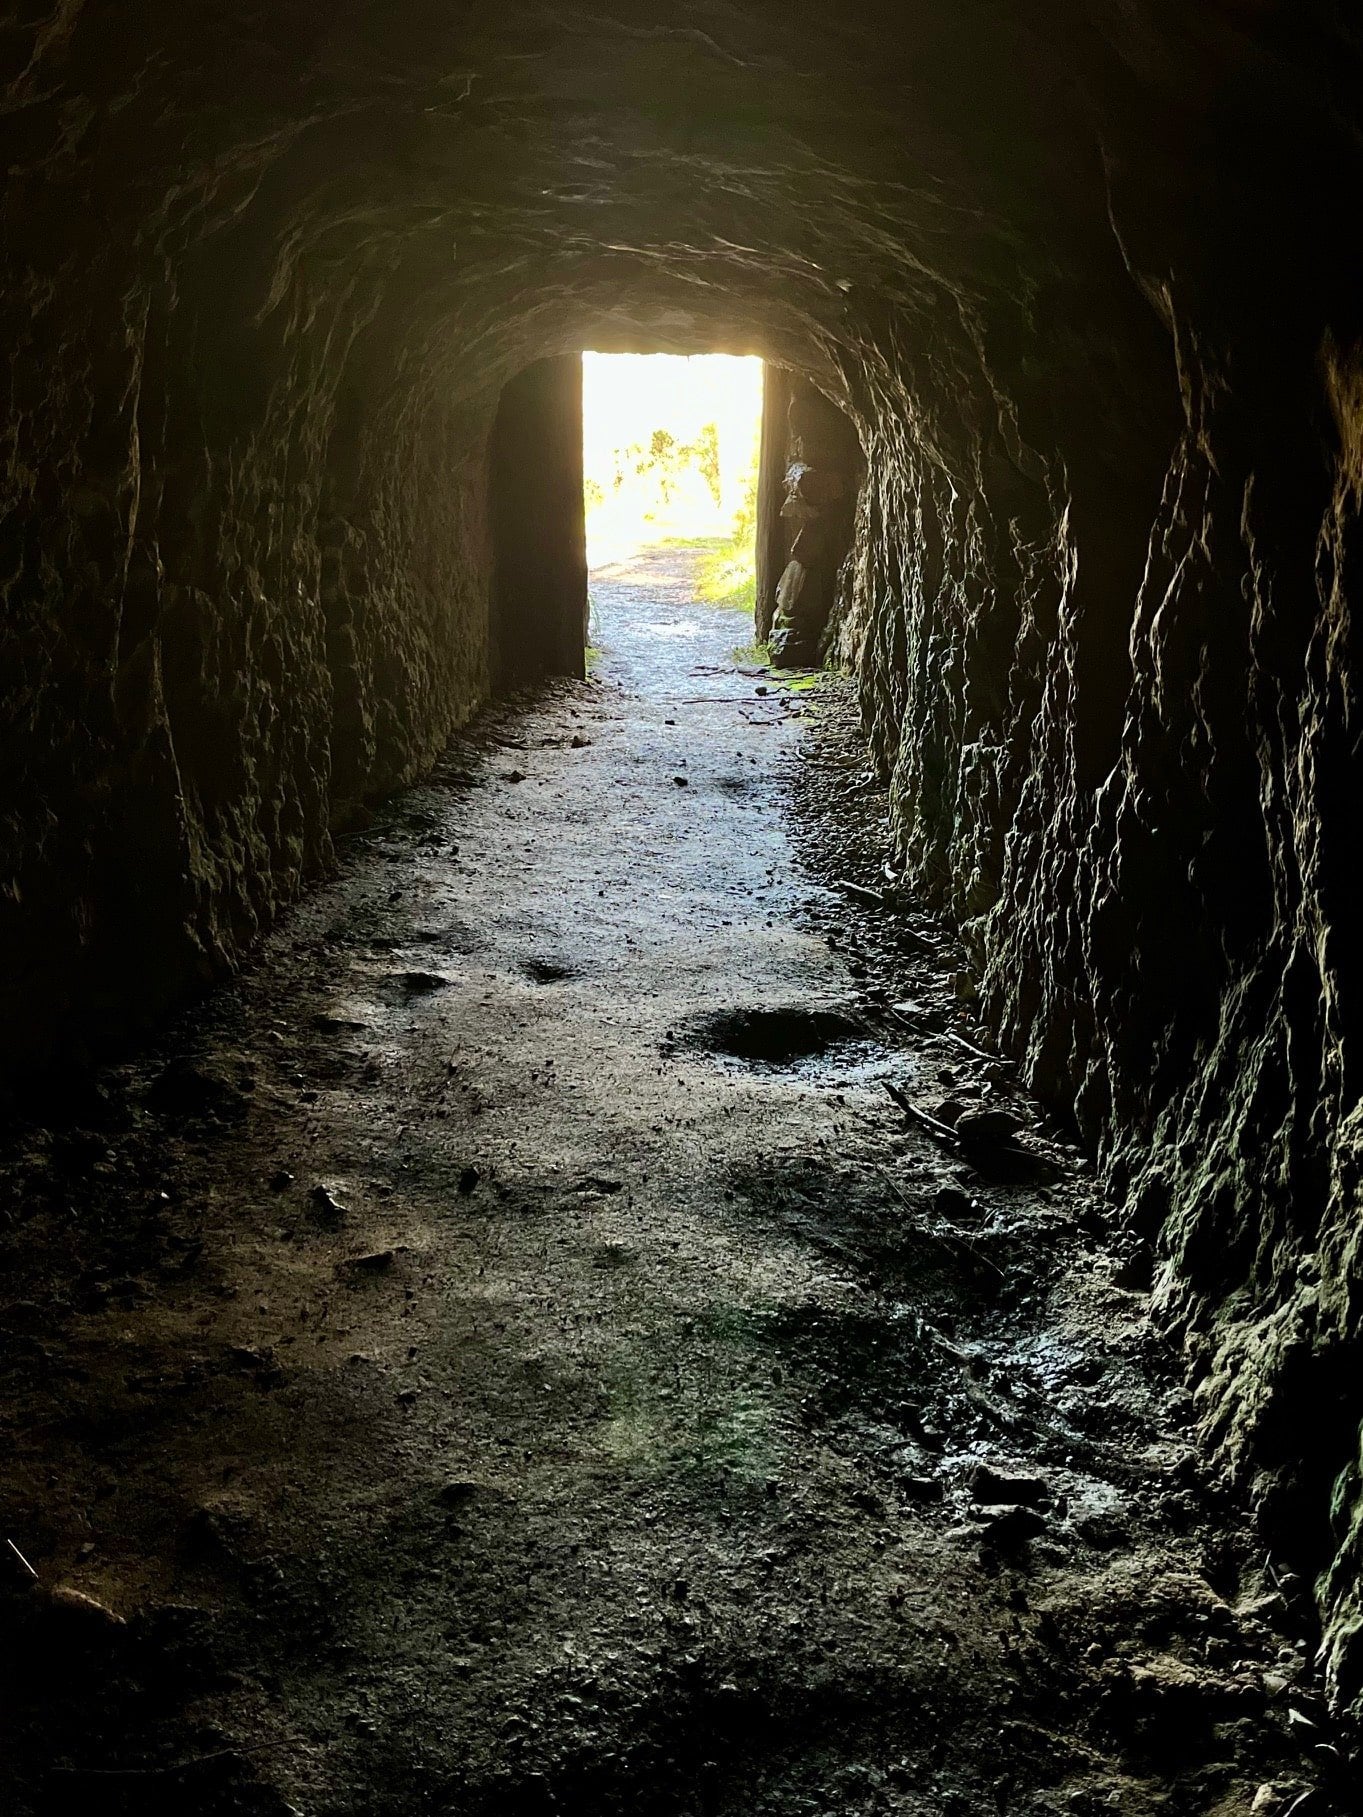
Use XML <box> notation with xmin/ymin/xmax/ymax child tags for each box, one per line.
<box><xmin>3</xmin><ymin>0</ymin><xmax>1363</xmax><ymax>1715</ymax></box>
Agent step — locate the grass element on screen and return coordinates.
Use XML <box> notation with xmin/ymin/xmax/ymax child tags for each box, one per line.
<box><xmin>697</xmin><ymin>536</ymin><xmax>756</xmax><ymax>613</ymax></box>
<box><xmin>655</xmin><ymin>532</ymin><xmax>757</xmax><ymax>613</ymax></box>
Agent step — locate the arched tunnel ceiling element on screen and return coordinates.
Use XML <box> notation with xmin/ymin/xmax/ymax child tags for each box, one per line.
<box><xmin>4</xmin><ymin>2</ymin><xmax>1305</xmax><ymax>398</ymax></box>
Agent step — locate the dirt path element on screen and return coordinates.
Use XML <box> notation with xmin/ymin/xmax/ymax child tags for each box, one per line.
<box><xmin>0</xmin><ymin>548</ymin><xmax>1327</xmax><ymax>1815</ymax></box>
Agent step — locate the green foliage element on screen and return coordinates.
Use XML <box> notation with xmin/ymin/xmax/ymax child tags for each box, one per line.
<box><xmin>731</xmin><ymin>638</ymin><xmax>771</xmax><ymax>665</ymax></box>
<box><xmin>608</xmin><ymin>421</ymin><xmax>724</xmax><ymax>506</ymax></box>
<box><xmin>697</xmin><ymin>540</ymin><xmax>756</xmax><ymax>612</ymax></box>
<box><xmin>689</xmin><ymin>432</ymin><xmax>761</xmax><ymax>610</ymax></box>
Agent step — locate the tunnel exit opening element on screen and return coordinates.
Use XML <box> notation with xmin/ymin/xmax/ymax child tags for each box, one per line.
<box><xmin>581</xmin><ymin>352</ymin><xmax>763</xmax><ymax>601</ymax></box>
<box><xmin>489</xmin><ymin>353</ymin><xmax>863</xmax><ymax>693</ymax></box>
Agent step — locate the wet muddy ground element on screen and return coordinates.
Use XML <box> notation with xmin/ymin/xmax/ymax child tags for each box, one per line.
<box><xmin>0</xmin><ymin>548</ymin><xmax>1341</xmax><ymax>1814</ymax></box>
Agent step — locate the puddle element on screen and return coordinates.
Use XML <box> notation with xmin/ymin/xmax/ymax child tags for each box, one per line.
<box><xmin>680</xmin><ymin>1004</ymin><xmax>875</xmax><ymax>1068</ymax></box>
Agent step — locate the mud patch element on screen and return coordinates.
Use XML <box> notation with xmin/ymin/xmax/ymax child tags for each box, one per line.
<box><xmin>681</xmin><ymin>1004</ymin><xmax>872</xmax><ymax>1067</ymax></box>
<box><xmin>383</xmin><ymin>970</ymin><xmax>453</xmax><ymax>998</ymax></box>
<box><xmin>521</xmin><ymin>957</ymin><xmax>577</xmax><ymax>984</ymax></box>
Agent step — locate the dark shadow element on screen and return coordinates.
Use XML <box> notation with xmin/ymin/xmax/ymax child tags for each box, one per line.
<box><xmin>490</xmin><ymin>357</ymin><xmax>589</xmax><ymax>688</ymax></box>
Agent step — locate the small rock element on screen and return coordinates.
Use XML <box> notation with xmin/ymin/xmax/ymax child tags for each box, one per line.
<box><xmin>1251</xmin><ymin>1786</ymin><xmax>1301</xmax><ymax>1815</ymax></box>
<box><xmin>309</xmin><ymin>1183</ymin><xmax>347</xmax><ymax>1221</ymax></box>
<box><xmin>901</xmin><ymin>1475</ymin><xmax>945</xmax><ymax>1504</ymax></box>
<box><xmin>457</xmin><ymin>1165</ymin><xmax>481</xmax><ymax>1195</ymax></box>
<box><xmin>891</xmin><ymin>999</ymin><xmax>926</xmax><ymax>1019</ymax></box>
<box><xmin>673</xmin><ymin>775</ymin><xmax>689</xmax><ymax>788</ymax></box>
<box><xmin>504</xmin><ymin>769</ymin><xmax>525</xmax><ymax>783</ymax></box>
<box><xmin>270</xmin><ymin>1169</ymin><xmax>295</xmax><ymax>1192</ymax></box>
<box><xmin>47</xmin><ymin>1584</ymin><xmax>125</xmax><ymax>1627</ymax></box>
<box><xmin>934</xmin><ymin>1184</ymin><xmax>976</xmax><ymax>1219</ymax></box>
<box><xmin>572</xmin><ymin>1174</ymin><xmax>624</xmax><ymax>1197</ymax></box>
<box><xmin>971</xmin><ymin>1465</ymin><xmax>1050</xmax><ymax>1508</ymax></box>
<box><xmin>975</xmin><ymin>1502</ymin><xmax>1046</xmax><ymax>1543</ymax></box>
<box><xmin>955</xmin><ymin>1107</ymin><xmax>1022</xmax><ymax>1147</ymax></box>
<box><xmin>1110</xmin><ymin>1248</ymin><xmax>1154</xmax><ymax>1291</ymax></box>
<box><xmin>1074</xmin><ymin>1512</ymin><xmax>1131</xmax><ymax>1550</ymax></box>
<box><xmin>570</xmin><ymin>734</ymin><xmax>590</xmax><ymax>748</ymax></box>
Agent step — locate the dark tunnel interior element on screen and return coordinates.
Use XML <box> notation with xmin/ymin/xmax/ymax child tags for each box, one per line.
<box><xmin>4</xmin><ymin>3</ymin><xmax>1363</xmax><ymax>1810</ymax></box>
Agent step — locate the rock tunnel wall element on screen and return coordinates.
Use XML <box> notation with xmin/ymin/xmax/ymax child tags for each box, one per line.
<box><xmin>4</xmin><ymin>0</ymin><xmax>1363</xmax><ymax>1725</ymax></box>
<box><xmin>0</xmin><ymin>29</ymin><xmax>499</xmax><ymax>1069</ymax></box>
<box><xmin>840</xmin><ymin>139</ymin><xmax>1363</xmax><ymax>1716</ymax></box>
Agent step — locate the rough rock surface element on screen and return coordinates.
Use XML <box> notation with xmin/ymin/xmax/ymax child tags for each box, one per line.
<box><xmin>4</xmin><ymin>0</ymin><xmax>1363</xmax><ymax>1723</ymax></box>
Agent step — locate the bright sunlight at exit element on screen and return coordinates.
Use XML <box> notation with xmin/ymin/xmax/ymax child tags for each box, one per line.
<box><xmin>582</xmin><ymin>353</ymin><xmax>763</xmax><ymax>609</ymax></box>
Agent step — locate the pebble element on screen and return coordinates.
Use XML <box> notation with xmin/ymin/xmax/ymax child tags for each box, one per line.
<box><xmin>310</xmin><ymin>1184</ymin><xmax>347</xmax><ymax>1221</ymax></box>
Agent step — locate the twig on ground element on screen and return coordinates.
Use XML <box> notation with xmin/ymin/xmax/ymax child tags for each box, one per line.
<box><xmin>885</xmin><ymin>1006</ymin><xmax>999</xmax><ymax>1062</ymax></box>
<box><xmin>50</xmin><ymin>1746</ymin><xmax>269</xmax><ymax>1781</ymax></box>
<box><xmin>882</xmin><ymin>1080</ymin><xmax>959</xmax><ymax>1144</ymax></box>
<box><xmin>838</xmin><ymin>878</ymin><xmax>886</xmax><ymax>907</ymax></box>
<box><xmin>5</xmin><ymin>1537</ymin><xmax>38</xmax><ymax>1580</ymax></box>
<box><xmin>939</xmin><ymin>1026</ymin><xmax>1000</xmax><ymax>1062</ymax></box>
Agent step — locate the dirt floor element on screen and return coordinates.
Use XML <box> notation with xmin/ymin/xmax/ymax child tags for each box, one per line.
<box><xmin>0</xmin><ymin>547</ymin><xmax>1343</xmax><ymax>1815</ymax></box>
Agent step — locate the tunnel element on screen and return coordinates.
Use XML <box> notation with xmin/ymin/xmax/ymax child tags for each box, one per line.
<box><xmin>3</xmin><ymin>3</ymin><xmax>1363</xmax><ymax>1810</ymax></box>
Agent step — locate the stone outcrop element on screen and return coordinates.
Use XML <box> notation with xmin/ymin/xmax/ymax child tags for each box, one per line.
<box><xmin>761</xmin><ymin>378</ymin><xmax>860</xmax><ymax>665</ymax></box>
<box><xmin>4</xmin><ymin>0</ymin><xmax>1363</xmax><ymax>1722</ymax></box>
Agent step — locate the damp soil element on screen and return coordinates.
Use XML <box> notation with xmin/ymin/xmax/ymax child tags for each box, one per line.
<box><xmin>0</xmin><ymin>546</ymin><xmax>1340</xmax><ymax>1815</ymax></box>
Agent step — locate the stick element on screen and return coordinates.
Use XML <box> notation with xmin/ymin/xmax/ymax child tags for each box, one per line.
<box><xmin>50</xmin><ymin>1746</ymin><xmax>269</xmax><ymax>1781</ymax></box>
<box><xmin>940</xmin><ymin>1028</ymin><xmax>1001</xmax><ymax>1063</ymax></box>
<box><xmin>886</xmin><ymin>1007</ymin><xmax>1004</xmax><ymax>1065</ymax></box>
<box><xmin>881</xmin><ymin>1080</ymin><xmax>959</xmax><ymax>1144</ymax></box>
<box><xmin>837</xmin><ymin>879</ymin><xmax>886</xmax><ymax>907</ymax></box>
<box><xmin>5</xmin><ymin>1537</ymin><xmax>37</xmax><ymax>1580</ymax></box>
